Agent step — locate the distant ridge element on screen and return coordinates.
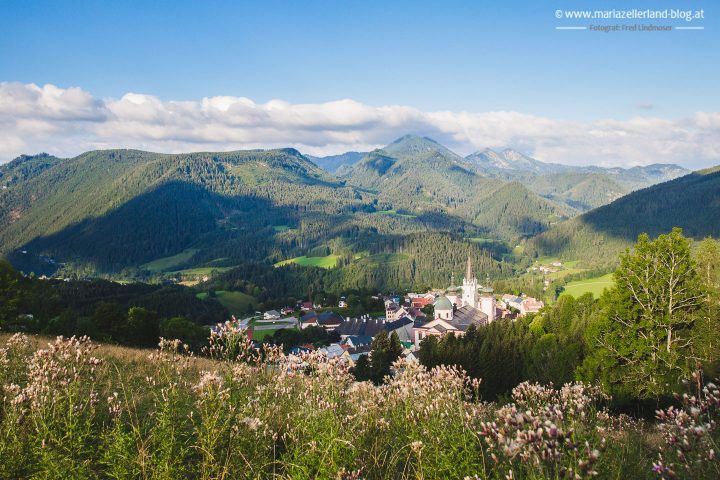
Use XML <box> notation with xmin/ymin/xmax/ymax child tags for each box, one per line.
<box><xmin>528</xmin><ymin>166</ymin><xmax>720</xmax><ymax>263</ymax></box>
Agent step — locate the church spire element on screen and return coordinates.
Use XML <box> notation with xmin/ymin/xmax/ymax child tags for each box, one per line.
<box><xmin>465</xmin><ymin>255</ymin><xmax>473</xmax><ymax>281</ymax></box>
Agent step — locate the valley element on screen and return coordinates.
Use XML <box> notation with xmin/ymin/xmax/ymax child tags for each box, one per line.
<box><xmin>0</xmin><ymin>135</ymin><xmax>701</xmax><ymax>299</ymax></box>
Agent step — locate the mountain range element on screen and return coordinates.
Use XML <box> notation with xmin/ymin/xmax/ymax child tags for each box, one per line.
<box><xmin>312</xmin><ymin>141</ymin><xmax>689</xmax><ymax>212</ymax></box>
<box><xmin>0</xmin><ymin>134</ymin><xmax>711</xmax><ymax>285</ymax></box>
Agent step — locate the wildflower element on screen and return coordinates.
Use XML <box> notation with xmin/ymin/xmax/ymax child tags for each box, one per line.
<box><xmin>410</xmin><ymin>440</ymin><xmax>423</xmax><ymax>453</ymax></box>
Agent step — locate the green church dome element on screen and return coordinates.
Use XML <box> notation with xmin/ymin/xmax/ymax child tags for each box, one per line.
<box><xmin>434</xmin><ymin>295</ymin><xmax>453</xmax><ymax>311</ymax></box>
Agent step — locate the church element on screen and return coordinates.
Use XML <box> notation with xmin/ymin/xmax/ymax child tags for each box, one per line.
<box><xmin>413</xmin><ymin>257</ymin><xmax>497</xmax><ymax>348</ymax></box>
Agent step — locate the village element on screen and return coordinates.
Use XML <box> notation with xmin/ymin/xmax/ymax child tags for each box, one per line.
<box><xmin>229</xmin><ymin>257</ymin><xmax>544</xmax><ymax>366</ymax></box>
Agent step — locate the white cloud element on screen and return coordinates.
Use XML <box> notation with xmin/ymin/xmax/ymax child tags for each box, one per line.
<box><xmin>0</xmin><ymin>82</ymin><xmax>718</xmax><ymax>169</ymax></box>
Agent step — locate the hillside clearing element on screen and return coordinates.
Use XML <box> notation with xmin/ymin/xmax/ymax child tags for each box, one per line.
<box><xmin>561</xmin><ymin>273</ymin><xmax>615</xmax><ymax>298</ymax></box>
<box><xmin>196</xmin><ymin>290</ymin><xmax>258</xmax><ymax>315</ymax></box>
<box><xmin>274</xmin><ymin>255</ymin><xmax>340</xmax><ymax>269</ymax></box>
<box><xmin>141</xmin><ymin>248</ymin><xmax>200</xmax><ymax>272</ymax></box>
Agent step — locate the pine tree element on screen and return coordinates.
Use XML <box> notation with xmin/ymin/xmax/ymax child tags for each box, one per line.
<box><xmin>580</xmin><ymin>228</ymin><xmax>706</xmax><ymax>399</ymax></box>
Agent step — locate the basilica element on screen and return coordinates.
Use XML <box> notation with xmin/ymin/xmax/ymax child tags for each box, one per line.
<box><xmin>413</xmin><ymin>257</ymin><xmax>498</xmax><ymax>347</ymax></box>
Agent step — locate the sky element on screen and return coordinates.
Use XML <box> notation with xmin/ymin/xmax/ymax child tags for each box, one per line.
<box><xmin>0</xmin><ymin>0</ymin><xmax>718</xmax><ymax>168</ymax></box>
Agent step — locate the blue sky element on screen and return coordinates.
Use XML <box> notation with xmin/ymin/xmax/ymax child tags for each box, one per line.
<box><xmin>1</xmin><ymin>0</ymin><xmax>716</xmax><ymax>119</ymax></box>
<box><xmin>0</xmin><ymin>0</ymin><xmax>718</xmax><ymax>166</ymax></box>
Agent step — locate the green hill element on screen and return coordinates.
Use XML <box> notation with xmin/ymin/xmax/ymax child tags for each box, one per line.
<box><xmin>528</xmin><ymin>167</ymin><xmax>720</xmax><ymax>264</ymax></box>
<box><xmin>342</xmin><ymin>135</ymin><xmax>572</xmax><ymax>238</ymax></box>
<box><xmin>305</xmin><ymin>151</ymin><xmax>366</xmax><ymax>173</ymax></box>
<box><xmin>465</xmin><ymin>149</ymin><xmax>688</xmax><ymax>212</ymax></box>
<box><xmin>525</xmin><ymin>172</ymin><xmax>627</xmax><ymax>211</ymax></box>
<box><xmin>0</xmin><ymin>149</ymin><xmax>366</xmax><ymax>275</ymax></box>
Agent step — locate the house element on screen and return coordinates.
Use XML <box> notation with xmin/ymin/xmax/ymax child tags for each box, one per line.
<box><xmin>501</xmin><ymin>294</ymin><xmax>544</xmax><ymax>316</ymax></box>
<box><xmin>384</xmin><ymin>317</ymin><xmax>416</xmax><ymax>344</ymax></box>
<box><xmin>263</xmin><ymin>310</ymin><xmax>281</xmax><ymax>320</ymax></box>
<box><xmin>384</xmin><ymin>296</ymin><xmax>402</xmax><ymax>306</ymax></box>
<box><xmin>342</xmin><ymin>335</ymin><xmax>373</xmax><ymax>349</ymax></box>
<box><xmin>338</xmin><ymin>297</ymin><xmax>348</xmax><ymax>308</ymax></box>
<box><xmin>502</xmin><ymin>294</ymin><xmax>524</xmax><ymax>311</ymax></box>
<box><xmin>405</xmin><ymin>307</ymin><xmax>426</xmax><ymax>321</ymax></box>
<box><xmin>289</xmin><ymin>344</ymin><xmax>315</xmax><ymax>355</ymax></box>
<box><xmin>409</xmin><ymin>294</ymin><xmax>435</xmax><ymax>309</ymax></box>
<box><xmin>300</xmin><ymin>312</ymin><xmax>319</xmax><ymax>329</ymax></box>
<box><xmin>335</xmin><ymin>315</ymin><xmax>387</xmax><ymax>339</ymax></box>
<box><xmin>385</xmin><ymin>302</ymin><xmax>408</xmax><ymax>321</ymax></box>
<box><xmin>402</xmin><ymin>350</ymin><xmax>418</xmax><ymax>363</ymax></box>
<box><xmin>281</xmin><ymin>306</ymin><xmax>295</xmax><ymax>316</ymax></box>
<box><xmin>318</xmin><ymin>344</ymin><xmax>346</xmax><ymax>360</ymax></box>
<box><xmin>300</xmin><ymin>311</ymin><xmax>344</xmax><ymax>331</ymax></box>
<box><xmin>318</xmin><ymin>311</ymin><xmax>344</xmax><ymax>331</ymax></box>
<box><xmin>299</xmin><ymin>301</ymin><xmax>314</xmax><ymax>311</ymax></box>
<box><xmin>520</xmin><ymin>297</ymin><xmax>544</xmax><ymax>315</ymax></box>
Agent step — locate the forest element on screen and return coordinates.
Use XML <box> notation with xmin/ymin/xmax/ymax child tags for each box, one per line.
<box><xmin>0</xmin><ymin>260</ymin><xmax>227</xmax><ymax>349</ymax></box>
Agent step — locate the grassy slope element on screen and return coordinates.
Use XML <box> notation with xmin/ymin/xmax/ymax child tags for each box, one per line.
<box><xmin>196</xmin><ymin>290</ymin><xmax>258</xmax><ymax>315</ymax></box>
<box><xmin>274</xmin><ymin>255</ymin><xmax>340</xmax><ymax>269</ymax></box>
<box><xmin>141</xmin><ymin>248</ymin><xmax>200</xmax><ymax>272</ymax></box>
<box><xmin>0</xmin><ymin>333</ymin><xmax>687</xmax><ymax>479</ymax></box>
<box><xmin>560</xmin><ymin>273</ymin><xmax>615</xmax><ymax>298</ymax></box>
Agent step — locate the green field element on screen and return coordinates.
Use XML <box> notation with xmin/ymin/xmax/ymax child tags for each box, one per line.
<box><xmin>273</xmin><ymin>225</ymin><xmax>295</xmax><ymax>232</ymax></box>
<box><xmin>561</xmin><ymin>273</ymin><xmax>615</xmax><ymax>299</ymax></box>
<box><xmin>251</xmin><ymin>327</ymin><xmax>289</xmax><ymax>341</ymax></box>
<box><xmin>376</xmin><ymin>209</ymin><xmax>417</xmax><ymax>219</ymax></box>
<box><xmin>468</xmin><ymin>237</ymin><xmax>503</xmax><ymax>246</ymax></box>
<box><xmin>196</xmin><ymin>290</ymin><xmax>258</xmax><ymax>316</ymax></box>
<box><xmin>274</xmin><ymin>255</ymin><xmax>340</xmax><ymax>269</ymax></box>
<box><xmin>141</xmin><ymin>248</ymin><xmax>199</xmax><ymax>272</ymax></box>
<box><xmin>546</xmin><ymin>266</ymin><xmax>585</xmax><ymax>281</ymax></box>
<box><xmin>170</xmin><ymin>266</ymin><xmax>236</xmax><ymax>276</ymax></box>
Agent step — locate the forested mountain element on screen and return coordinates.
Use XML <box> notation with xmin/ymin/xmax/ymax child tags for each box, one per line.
<box><xmin>465</xmin><ymin>148</ymin><xmax>689</xmax><ymax>184</ymax></box>
<box><xmin>0</xmin><ymin>140</ymin><xmax>540</xmax><ymax>283</ymax></box>
<box><xmin>465</xmin><ymin>149</ymin><xmax>689</xmax><ymax>212</ymax></box>
<box><xmin>305</xmin><ymin>151</ymin><xmax>367</xmax><ymax>173</ymax></box>
<box><xmin>341</xmin><ymin>135</ymin><xmax>571</xmax><ymax>237</ymax></box>
<box><xmin>0</xmin><ymin>148</ymin><xmax>370</xmax><ymax>275</ymax></box>
<box><xmin>466</xmin><ymin>148</ymin><xmax>573</xmax><ymax>175</ymax></box>
<box><xmin>0</xmin><ymin>153</ymin><xmax>63</xmax><ymax>188</ymax></box>
<box><xmin>523</xmin><ymin>172</ymin><xmax>627</xmax><ymax>211</ymax></box>
<box><xmin>527</xmin><ymin>165</ymin><xmax>720</xmax><ymax>264</ymax></box>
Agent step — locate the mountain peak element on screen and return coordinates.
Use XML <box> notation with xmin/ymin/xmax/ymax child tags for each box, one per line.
<box><xmin>381</xmin><ymin>134</ymin><xmax>455</xmax><ymax>158</ymax></box>
<box><xmin>390</xmin><ymin>134</ymin><xmax>438</xmax><ymax>145</ymax></box>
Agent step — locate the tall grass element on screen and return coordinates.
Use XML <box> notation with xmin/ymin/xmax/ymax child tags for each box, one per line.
<box><xmin>0</xmin><ymin>330</ymin><xmax>718</xmax><ymax>479</ymax></box>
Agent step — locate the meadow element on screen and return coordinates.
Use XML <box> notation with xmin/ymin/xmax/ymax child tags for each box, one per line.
<box><xmin>561</xmin><ymin>273</ymin><xmax>615</xmax><ymax>298</ymax></box>
<box><xmin>196</xmin><ymin>290</ymin><xmax>259</xmax><ymax>316</ymax></box>
<box><xmin>0</xmin><ymin>328</ymin><xmax>717</xmax><ymax>480</ymax></box>
<box><xmin>274</xmin><ymin>255</ymin><xmax>340</xmax><ymax>269</ymax></box>
<box><xmin>141</xmin><ymin>249</ymin><xmax>200</xmax><ymax>272</ymax></box>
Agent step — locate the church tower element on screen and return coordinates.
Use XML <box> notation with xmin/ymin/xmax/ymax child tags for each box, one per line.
<box><xmin>462</xmin><ymin>256</ymin><xmax>478</xmax><ymax>309</ymax></box>
<box><xmin>480</xmin><ymin>274</ymin><xmax>496</xmax><ymax>322</ymax></box>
